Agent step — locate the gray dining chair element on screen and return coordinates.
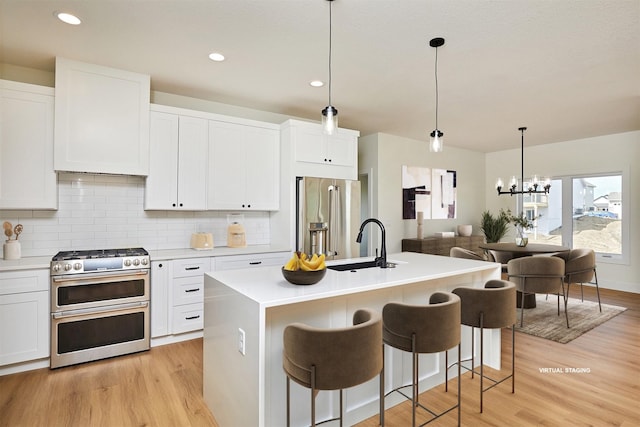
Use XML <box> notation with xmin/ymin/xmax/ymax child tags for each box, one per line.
<box><xmin>507</xmin><ymin>256</ymin><xmax>568</xmax><ymax>327</ymax></box>
<box><xmin>554</xmin><ymin>248</ymin><xmax>601</xmax><ymax>311</ymax></box>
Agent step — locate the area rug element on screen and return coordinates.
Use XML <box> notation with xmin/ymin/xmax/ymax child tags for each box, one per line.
<box><xmin>514</xmin><ymin>296</ymin><xmax>626</xmax><ymax>344</ymax></box>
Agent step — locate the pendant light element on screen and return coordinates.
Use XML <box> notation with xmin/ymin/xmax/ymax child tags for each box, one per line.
<box><xmin>429</xmin><ymin>37</ymin><xmax>445</xmax><ymax>152</ymax></box>
<box><xmin>321</xmin><ymin>0</ymin><xmax>338</xmax><ymax>135</ymax></box>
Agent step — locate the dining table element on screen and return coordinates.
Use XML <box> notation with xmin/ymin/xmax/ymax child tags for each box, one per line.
<box><xmin>479</xmin><ymin>242</ymin><xmax>570</xmax><ymax>308</ymax></box>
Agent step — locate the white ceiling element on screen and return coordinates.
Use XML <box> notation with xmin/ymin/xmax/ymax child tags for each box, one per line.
<box><xmin>1</xmin><ymin>0</ymin><xmax>639</xmax><ymax>152</ymax></box>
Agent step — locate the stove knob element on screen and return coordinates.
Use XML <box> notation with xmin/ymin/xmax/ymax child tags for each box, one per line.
<box><xmin>141</xmin><ymin>258</ymin><xmax>148</xmax><ymax>266</ymax></box>
<box><xmin>74</xmin><ymin>263</ymin><xmax>82</xmax><ymax>270</ymax></box>
<box><xmin>64</xmin><ymin>264</ymin><xmax>72</xmax><ymax>272</ymax></box>
<box><xmin>133</xmin><ymin>258</ymin><xmax>140</xmax><ymax>266</ymax></box>
<box><xmin>52</xmin><ymin>264</ymin><xmax>61</xmax><ymax>273</ymax></box>
<box><xmin>124</xmin><ymin>259</ymin><xmax>132</xmax><ymax>267</ymax></box>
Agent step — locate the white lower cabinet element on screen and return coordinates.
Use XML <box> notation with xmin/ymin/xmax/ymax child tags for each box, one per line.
<box><xmin>151</xmin><ymin>257</ymin><xmax>210</xmax><ymax>341</ymax></box>
<box><xmin>0</xmin><ymin>269</ymin><xmax>50</xmax><ymax>367</ymax></box>
<box><xmin>150</xmin><ymin>261</ymin><xmax>169</xmax><ymax>338</ymax></box>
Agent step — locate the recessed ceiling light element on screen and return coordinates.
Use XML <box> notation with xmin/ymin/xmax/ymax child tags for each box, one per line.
<box><xmin>55</xmin><ymin>12</ymin><xmax>81</xmax><ymax>25</ymax></box>
<box><xmin>208</xmin><ymin>53</ymin><xmax>225</xmax><ymax>62</ymax></box>
<box><xmin>310</xmin><ymin>80</ymin><xmax>324</xmax><ymax>87</ymax></box>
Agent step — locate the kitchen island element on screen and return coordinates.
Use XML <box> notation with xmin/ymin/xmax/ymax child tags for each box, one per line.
<box><xmin>203</xmin><ymin>252</ymin><xmax>501</xmax><ymax>427</ymax></box>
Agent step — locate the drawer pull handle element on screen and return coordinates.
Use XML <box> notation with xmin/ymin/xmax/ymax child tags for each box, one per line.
<box><xmin>249</xmin><ymin>261</ymin><xmax>262</xmax><ymax>265</ymax></box>
<box><xmin>185</xmin><ymin>266</ymin><xmax>201</xmax><ymax>271</ymax></box>
<box><xmin>185</xmin><ymin>315</ymin><xmax>201</xmax><ymax>320</ymax></box>
<box><xmin>185</xmin><ymin>288</ymin><xmax>200</xmax><ymax>293</ymax></box>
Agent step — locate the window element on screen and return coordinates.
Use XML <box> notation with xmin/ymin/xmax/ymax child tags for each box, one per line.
<box><xmin>519</xmin><ymin>173</ymin><xmax>625</xmax><ymax>262</ymax></box>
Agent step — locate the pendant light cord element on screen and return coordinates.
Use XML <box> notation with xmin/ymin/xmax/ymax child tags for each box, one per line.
<box><xmin>434</xmin><ymin>45</ymin><xmax>439</xmax><ymax>129</ymax></box>
<box><xmin>328</xmin><ymin>0</ymin><xmax>333</xmax><ymax>107</ymax></box>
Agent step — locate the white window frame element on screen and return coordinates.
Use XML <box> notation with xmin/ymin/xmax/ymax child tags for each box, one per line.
<box><xmin>518</xmin><ymin>169</ymin><xmax>628</xmax><ymax>265</ymax></box>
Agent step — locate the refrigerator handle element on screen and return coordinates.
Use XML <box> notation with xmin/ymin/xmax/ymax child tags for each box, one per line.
<box><xmin>327</xmin><ymin>185</ymin><xmax>341</xmax><ymax>256</ymax></box>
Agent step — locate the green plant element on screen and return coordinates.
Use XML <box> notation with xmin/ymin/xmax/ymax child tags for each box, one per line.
<box><xmin>480</xmin><ymin>209</ymin><xmax>510</xmax><ymax>243</ymax></box>
<box><xmin>507</xmin><ymin>210</ymin><xmax>539</xmax><ymax>231</ymax></box>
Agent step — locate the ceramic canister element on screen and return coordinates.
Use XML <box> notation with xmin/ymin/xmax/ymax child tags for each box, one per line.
<box><xmin>3</xmin><ymin>239</ymin><xmax>21</xmax><ymax>260</ymax></box>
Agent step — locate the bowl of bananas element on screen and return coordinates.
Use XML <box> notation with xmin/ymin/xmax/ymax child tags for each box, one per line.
<box><xmin>282</xmin><ymin>252</ymin><xmax>327</xmax><ymax>285</ymax></box>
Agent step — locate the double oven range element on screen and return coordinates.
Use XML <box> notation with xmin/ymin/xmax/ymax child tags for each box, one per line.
<box><xmin>50</xmin><ymin>248</ymin><xmax>150</xmax><ymax>369</ymax></box>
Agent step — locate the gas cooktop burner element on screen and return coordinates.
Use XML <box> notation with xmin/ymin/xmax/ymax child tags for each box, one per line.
<box><xmin>52</xmin><ymin>248</ymin><xmax>148</xmax><ymax>261</ymax></box>
<box><xmin>51</xmin><ymin>248</ymin><xmax>150</xmax><ymax>275</ymax></box>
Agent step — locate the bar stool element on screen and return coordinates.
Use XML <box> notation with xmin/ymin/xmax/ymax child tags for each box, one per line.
<box><xmin>282</xmin><ymin>308</ymin><xmax>383</xmax><ymax>427</ymax></box>
<box><xmin>381</xmin><ymin>292</ymin><xmax>461</xmax><ymax>427</ymax></box>
<box><xmin>451</xmin><ymin>280</ymin><xmax>516</xmax><ymax>412</ymax></box>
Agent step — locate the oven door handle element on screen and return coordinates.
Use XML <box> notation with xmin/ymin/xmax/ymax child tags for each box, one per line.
<box><xmin>52</xmin><ymin>269</ymin><xmax>149</xmax><ymax>283</ymax></box>
<box><xmin>52</xmin><ymin>301</ymin><xmax>149</xmax><ymax>319</ymax></box>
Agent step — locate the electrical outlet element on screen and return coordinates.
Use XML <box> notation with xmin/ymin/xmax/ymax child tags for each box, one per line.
<box><xmin>238</xmin><ymin>328</ymin><xmax>246</xmax><ymax>355</ymax></box>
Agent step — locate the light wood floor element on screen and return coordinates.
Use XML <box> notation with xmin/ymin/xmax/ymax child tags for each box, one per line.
<box><xmin>1</xmin><ymin>286</ymin><xmax>638</xmax><ymax>427</ymax></box>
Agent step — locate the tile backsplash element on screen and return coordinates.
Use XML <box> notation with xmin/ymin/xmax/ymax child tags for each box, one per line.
<box><xmin>1</xmin><ymin>173</ymin><xmax>271</xmax><ymax>257</ymax></box>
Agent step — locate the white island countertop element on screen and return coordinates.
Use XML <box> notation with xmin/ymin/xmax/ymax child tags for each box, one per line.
<box><xmin>204</xmin><ymin>251</ymin><xmax>502</xmax><ymax>427</ymax></box>
<box><xmin>206</xmin><ymin>251</ymin><xmax>499</xmax><ymax>307</ymax></box>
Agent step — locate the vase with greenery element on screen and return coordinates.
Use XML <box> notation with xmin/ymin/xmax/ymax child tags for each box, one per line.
<box><xmin>480</xmin><ymin>209</ymin><xmax>510</xmax><ymax>243</ymax></box>
<box><xmin>507</xmin><ymin>210</ymin><xmax>537</xmax><ymax>247</ymax></box>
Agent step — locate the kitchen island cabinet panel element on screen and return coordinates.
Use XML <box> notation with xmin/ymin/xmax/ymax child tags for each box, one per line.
<box><xmin>0</xmin><ymin>80</ymin><xmax>57</xmax><ymax>210</ymax></box>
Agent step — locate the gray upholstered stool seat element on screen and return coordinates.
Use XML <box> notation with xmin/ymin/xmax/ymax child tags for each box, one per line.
<box><xmin>451</xmin><ymin>280</ymin><xmax>517</xmax><ymax>412</ymax></box>
<box><xmin>381</xmin><ymin>292</ymin><xmax>461</xmax><ymax>426</ymax></box>
<box><xmin>507</xmin><ymin>256</ymin><xmax>568</xmax><ymax>327</ymax></box>
<box><xmin>283</xmin><ymin>308</ymin><xmax>383</xmax><ymax>427</ymax></box>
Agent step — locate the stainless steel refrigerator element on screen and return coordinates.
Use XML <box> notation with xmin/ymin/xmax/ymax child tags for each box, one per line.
<box><xmin>296</xmin><ymin>176</ymin><xmax>361</xmax><ymax>260</ymax></box>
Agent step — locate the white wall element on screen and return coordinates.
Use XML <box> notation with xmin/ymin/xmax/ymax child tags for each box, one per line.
<box><xmin>485</xmin><ymin>131</ymin><xmax>640</xmax><ymax>293</ymax></box>
<box><xmin>359</xmin><ymin>133</ymin><xmax>487</xmax><ymax>255</ymax></box>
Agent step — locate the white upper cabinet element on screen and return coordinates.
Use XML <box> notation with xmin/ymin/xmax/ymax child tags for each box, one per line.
<box><xmin>208</xmin><ymin>120</ymin><xmax>280</xmax><ymax>211</ymax></box>
<box><xmin>54</xmin><ymin>57</ymin><xmax>150</xmax><ymax>175</ymax></box>
<box><xmin>281</xmin><ymin>119</ymin><xmax>359</xmax><ymax>180</ymax></box>
<box><xmin>0</xmin><ymin>80</ymin><xmax>57</xmax><ymax>210</ymax></box>
<box><xmin>145</xmin><ymin>106</ymin><xmax>208</xmax><ymax>210</ymax></box>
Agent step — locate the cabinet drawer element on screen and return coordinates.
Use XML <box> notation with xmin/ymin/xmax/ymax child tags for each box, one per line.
<box><xmin>172</xmin><ymin>277</ymin><xmax>204</xmax><ymax>306</ymax></box>
<box><xmin>171</xmin><ymin>303</ymin><xmax>203</xmax><ymax>334</ymax></box>
<box><xmin>215</xmin><ymin>252</ymin><xmax>289</xmax><ymax>271</ymax></box>
<box><xmin>0</xmin><ymin>269</ymin><xmax>49</xmax><ymax>296</ymax></box>
<box><xmin>172</xmin><ymin>257</ymin><xmax>211</xmax><ymax>278</ymax></box>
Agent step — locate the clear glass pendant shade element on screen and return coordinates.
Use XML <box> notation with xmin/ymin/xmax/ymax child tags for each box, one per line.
<box><xmin>429</xmin><ymin>129</ymin><xmax>443</xmax><ymax>152</ymax></box>
<box><xmin>322</xmin><ymin>105</ymin><xmax>338</xmax><ymax>135</ymax></box>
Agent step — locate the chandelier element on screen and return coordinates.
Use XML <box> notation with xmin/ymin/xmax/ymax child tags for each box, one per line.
<box><xmin>495</xmin><ymin>127</ymin><xmax>551</xmax><ymax>196</ymax></box>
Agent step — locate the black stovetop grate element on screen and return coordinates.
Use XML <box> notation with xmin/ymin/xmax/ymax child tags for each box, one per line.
<box><xmin>52</xmin><ymin>248</ymin><xmax>148</xmax><ymax>261</ymax></box>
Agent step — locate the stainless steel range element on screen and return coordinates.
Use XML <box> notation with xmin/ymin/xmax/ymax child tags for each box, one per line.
<box><xmin>50</xmin><ymin>248</ymin><xmax>150</xmax><ymax>369</ymax></box>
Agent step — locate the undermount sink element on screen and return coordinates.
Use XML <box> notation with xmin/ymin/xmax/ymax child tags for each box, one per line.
<box><xmin>327</xmin><ymin>260</ymin><xmax>400</xmax><ymax>271</ymax></box>
<box><xmin>327</xmin><ymin>260</ymin><xmax>379</xmax><ymax>271</ymax></box>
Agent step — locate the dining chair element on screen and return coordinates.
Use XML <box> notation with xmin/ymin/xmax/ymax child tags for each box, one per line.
<box><xmin>450</xmin><ymin>246</ymin><xmax>485</xmax><ymax>260</ymax></box>
<box><xmin>507</xmin><ymin>256</ymin><xmax>568</xmax><ymax>327</ymax></box>
<box><xmin>554</xmin><ymin>248</ymin><xmax>601</xmax><ymax>311</ymax></box>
